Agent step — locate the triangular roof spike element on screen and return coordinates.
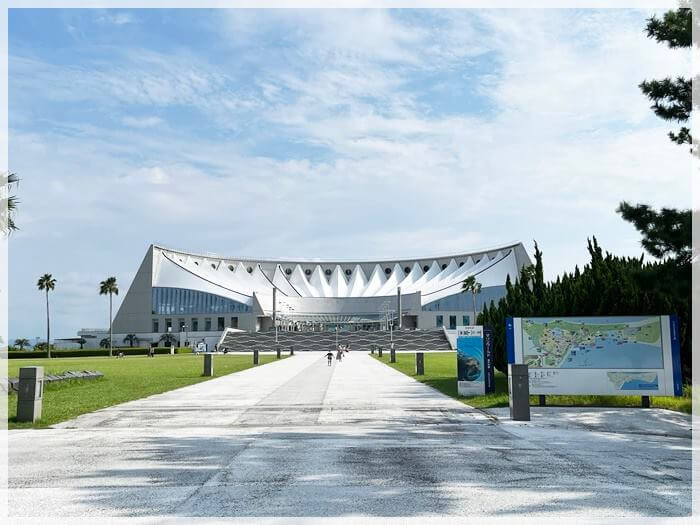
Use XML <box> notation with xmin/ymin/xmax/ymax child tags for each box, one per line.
<box><xmin>329</xmin><ymin>265</ymin><xmax>348</xmax><ymax>297</ymax></box>
<box><xmin>289</xmin><ymin>264</ymin><xmax>317</xmax><ymax>297</ymax></box>
<box><xmin>398</xmin><ymin>261</ymin><xmax>425</xmax><ymax>293</ymax></box>
<box><xmin>348</xmin><ymin>264</ymin><xmax>368</xmax><ymax>297</ymax></box>
<box><xmin>424</xmin><ymin>259</ymin><xmax>458</xmax><ymax>292</ymax></box>
<box><xmin>272</xmin><ymin>264</ymin><xmax>301</xmax><ymax>297</ymax></box>
<box><xmin>376</xmin><ymin>262</ymin><xmax>405</xmax><ymax>296</ymax></box>
<box><xmin>362</xmin><ymin>264</ymin><xmax>388</xmax><ymax>297</ymax></box>
<box><xmin>412</xmin><ymin>260</ymin><xmax>442</xmax><ymax>289</ymax></box>
<box><xmin>310</xmin><ymin>265</ymin><xmax>333</xmax><ymax>297</ymax></box>
<box><xmin>250</xmin><ymin>264</ymin><xmax>274</xmax><ymax>291</ymax></box>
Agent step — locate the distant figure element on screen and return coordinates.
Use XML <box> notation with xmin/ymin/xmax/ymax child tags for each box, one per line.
<box><xmin>336</xmin><ymin>349</ymin><xmax>343</xmax><ymax>362</ymax></box>
<box><xmin>148</xmin><ymin>347</ymin><xmax>155</xmax><ymax>358</ymax></box>
<box><xmin>117</xmin><ymin>351</ymin><xmax>124</xmax><ymax>359</ymax></box>
<box><xmin>223</xmin><ymin>348</ymin><xmax>228</xmax><ymax>355</ymax></box>
<box><xmin>326</xmin><ymin>351</ymin><xmax>334</xmax><ymax>366</ymax></box>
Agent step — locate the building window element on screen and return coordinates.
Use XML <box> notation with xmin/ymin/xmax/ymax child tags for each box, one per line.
<box><xmin>305</xmin><ymin>268</ymin><xmax>311</xmax><ymax>275</ymax></box>
<box><xmin>231</xmin><ymin>317</ymin><xmax>239</xmax><ymax>329</ymax></box>
<box><xmin>285</xmin><ymin>268</ymin><xmax>292</xmax><ymax>275</ymax></box>
<box><xmin>192</xmin><ymin>318</ymin><xmax>199</xmax><ymax>332</ymax></box>
<box><xmin>165</xmin><ymin>318</ymin><xmax>172</xmax><ymax>331</ymax></box>
<box><xmin>436</xmin><ymin>315</ymin><xmax>443</xmax><ymax>328</ymax></box>
<box><xmin>384</xmin><ymin>267</ymin><xmax>391</xmax><ymax>274</ymax></box>
<box><xmin>325</xmin><ymin>268</ymin><xmax>332</xmax><ymax>276</ymax></box>
<box><xmin>463</xmin><ymin>315</ymin><xmax>470</xmax><ymax>326</ymax></box>
<box><xmin>177</xmin><ymin>319</ymin><xmax>185</xmax><ymax>332</ymax></box>
<box><xmin>152</xmin><ymin>319</ymin><xmax>159</xmax><ymax>333</ymax></box>
<box><xmin>345</xmin><ymin>269</ymin><xmax>352</xmax><ymax>276</ymax></box>
<box><xmin>423</xmin><ymin>265</ymin><xmax>429</xmax><ymax>272</ymax></box>
<box><xmin>449</xmin><ymin>315</ymin><xmax>457</xmax><ymax>330</ymax></box>
<box><xmin>205</xmin><ymin>318</ymin><xmax>212</xmax><ymax>331</ymax></box>
<box><xmin>404</xmin><ymin>267</ymin><xmax>410</xmax><ymax>273</ymax></box>
<box><xmin>151</xmin><ymin>287</ymin><xmax>251</xmax><ymax>315</ymax></box>
<box><xmin>217</xmin><ymin>317</ymin><xmax>225</xmax><ymax>331</ymax></box>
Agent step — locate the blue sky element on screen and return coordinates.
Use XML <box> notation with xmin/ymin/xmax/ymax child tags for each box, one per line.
<box><xmin>8</xmin><ymin>8</ymin><xmax>690</xmax><ymax>342</ymax></box>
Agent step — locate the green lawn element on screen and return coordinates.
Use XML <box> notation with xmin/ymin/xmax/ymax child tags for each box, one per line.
<box><xmin>373</xmin><ymin>352</ymin><xmax>691</xmax><ymax>414</ymax></box>
<box><xmin>6</xmin><ymin>353</ymin><xmax>285</xmax><ymax>429</ymax></box>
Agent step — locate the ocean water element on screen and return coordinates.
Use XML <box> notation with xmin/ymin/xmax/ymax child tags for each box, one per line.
<box><xmin>560</xmin><ymin>336</ymin><xmax>663</xmax><ymax>369</ymax></box>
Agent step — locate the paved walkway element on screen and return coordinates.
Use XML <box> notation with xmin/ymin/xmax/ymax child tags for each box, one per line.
<box><xmin>8</xmin><ymin>352</ymin><xmax>692</xmax><ymax>518</ymax></box>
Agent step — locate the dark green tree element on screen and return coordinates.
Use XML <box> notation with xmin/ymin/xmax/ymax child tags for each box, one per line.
<box><xmin>638</xmin><ymin>7</ymin><xmax>692</xmax><ymax>147</ymax></box>
<box><xmin>481</xmin><ymin>239</ymin><xmax>691</xmax><ymax>382</ymax></box>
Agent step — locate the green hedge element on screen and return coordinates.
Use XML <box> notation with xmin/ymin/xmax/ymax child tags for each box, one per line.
<box><xmin>8</xmin><ymin>351</ymin><xmax>49</xmax><ymax>359</ymax></box>
<box><xmin>8</xmin><ymin>347</ymin><xmax>193</xmax><ymax>359</ymax></box>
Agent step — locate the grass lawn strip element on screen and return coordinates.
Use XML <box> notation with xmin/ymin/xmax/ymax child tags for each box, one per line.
<box><xmin>373</xmin><ymin>352</ymin><xmax>691</xmax><ymax>414</ymax></box>
<box><xmin>7</xmin><ymin>353</ymin><xmax>285</xmax><ymax>429</ymax></box>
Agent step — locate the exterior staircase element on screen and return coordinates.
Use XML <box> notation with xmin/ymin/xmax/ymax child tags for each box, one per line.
<box><xmin>218</xmin><ymin>328</ymin><xmax>451</xmax><ymax>353</ymax></box>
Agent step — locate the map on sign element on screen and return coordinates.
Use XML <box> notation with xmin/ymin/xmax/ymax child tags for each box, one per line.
<box><xmin>521</xmin><ymin>316</ymin><xmax>663</xmax><ymax>369</ymax></box>
<box><xmin>607</xmin><ymin>372</ymin><xmax>659</xmax><ymax>391</ymax></box>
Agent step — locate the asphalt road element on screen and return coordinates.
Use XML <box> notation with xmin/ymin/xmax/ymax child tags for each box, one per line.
<box><xmin>8</xmin><ymin>352</ymin><xmax>692</xmax><ymax>518</ymax></box>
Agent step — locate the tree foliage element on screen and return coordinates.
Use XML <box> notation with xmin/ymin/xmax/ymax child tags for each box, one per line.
<box><xmin>617</xmin><ymin>201</ymin><xmax>692</xmax><ymax>265</ymax></box>
<box><xmin>480</xmin><ymin>239</ymin><xmax>690</xmax><ymax>382</ymax></box>
<box><xmin>638</xmin><ymin>7</ymin><xmax>692</xmax><ymax>147</ymax></box>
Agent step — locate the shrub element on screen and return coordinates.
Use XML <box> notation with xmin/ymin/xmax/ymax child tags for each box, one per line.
<box><xmin>51</xmin><ymin>349</ymin><xmax>111</xmax><ymax>358</ymax></box>
<box><xmin>9</xmin><ymin>351</ymin><xmax>49</xmax><ymax>359</ymax></box>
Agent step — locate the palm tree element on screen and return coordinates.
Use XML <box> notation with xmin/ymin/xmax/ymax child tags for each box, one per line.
<box><xmin>99</xmin><ymin>337</ymin><xmax>111</xmax><ymax>349</ymax></box>
<box><xmin>77</xmin><ymin>337</ymin><xmax>87</xmax><ymax>349</ymax></box>
<box><xmin>37</xmin><ymin>273</ymin><xmax>56</xmax><ymax>358</ymax></box>
<box><xmin>14</xmin><ymin>338</ymin><xmax>29</xmax><ymax>351</ymax></box>
<box><xmin>99</xmin><ymin>277</ymin><xmax>119</xmax><ymax>357</ymax></box>
<box><xmin>461</xmin><ymin>275</ymin><xmax>482</xmax><ymax>324</ymax></box>
<box><xmin>2</xmin><ymin>171</ymin><xmax>19</xmax><ymax>234</ymax></box>
<box><xmin>159</xmin><ymin>333</ymin><xmax>177</xmax><ymax>346</ymax></box>
<box><xmin>123</xmin><ymin>333</ymin><xmax>139</xmax><ymax>347</ymax></box>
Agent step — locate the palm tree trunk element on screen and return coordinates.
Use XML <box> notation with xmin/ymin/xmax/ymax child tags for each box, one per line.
<box><xmin>109</xmin><ymin>293</ymin><xmax>113</xmax><ymax>358</ymax></box>
<box><xmin>472</xmin><ymin>290</ymin><xmax>476</xmax><ymax>326</ymax></box>
<box><xmin>46</xmin><ymin>289</ymin><xmax>51</xmax><ymax>358</ymax></box>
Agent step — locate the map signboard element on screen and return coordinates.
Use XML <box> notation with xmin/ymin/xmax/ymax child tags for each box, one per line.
<box><xmin>506</xmin><ymin>315</ymin><xmax>682</xmax><ymax>396</ymax></box>
<box><xmin>457</xmin><ymin>326</ymin><xmax>495</xmax><ymax>396</ymax></box>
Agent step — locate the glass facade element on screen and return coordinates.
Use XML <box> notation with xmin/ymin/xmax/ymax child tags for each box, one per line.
<box><xmin>152</xmin><ymin>319</ymin><xmax>159</xmax><ymax>333</ymax></box>
<box><xmin>422</xmin><ymin>285</ymin><xmax>506</xmax><ymax>312</ymax></box>
<box><xmin>192</xmin><ymin>318</ymin><xmax>198</xmax><ymax>332</ymax></box>
<box><xmin>152</xmin><ymin>287</ymin><xmax>251</xmax><ymax>315</ymax></box>
<box><xmin>436</xmin><ymin>315</ymin><xmax>443</xmax><ymax>327</ymax></box>
<box><xmin>205</xmin><ymin>318</ymin><xmax>212</xmax><ymax>331</ymax></box>
<box><xmin>449</xmin><ymin>315</ymin><xmax>457</xmax><ymax>330</ymax></box>
<box><xmin>463</xmin><ymin>315</ymin><xmax>470</xmax><ymax>326</ymax></box>
<box><xmin>217</xmin><ymin>317</ymin><xmax>225</xmax><ymax>331</ymax></box>
<box><xmin>231</xmin><ymin>317</ymin><xmax>239</xmax><ymax>328</ymax></box>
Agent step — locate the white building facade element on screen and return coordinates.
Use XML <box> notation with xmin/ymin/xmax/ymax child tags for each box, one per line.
<box><xmin>78</xmin><ymin>242</ymin><xmax>531</xmax><ymax>348</ymax></box>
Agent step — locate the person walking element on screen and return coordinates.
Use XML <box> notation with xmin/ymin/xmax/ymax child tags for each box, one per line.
<box><xmin>326</xmin><ymin>351</ymin><xmax>334</xmax><ymax>366</ymax></box>
<box><xmin>336</xmin><ymin>348</ymin><xmax>343</xmax><ymax>362</ymax></box>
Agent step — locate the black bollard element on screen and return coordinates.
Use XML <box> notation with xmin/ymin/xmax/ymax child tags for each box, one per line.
<box><xmin>253</xmin><ymin>349</ymin><xmax>259</xmax><ymax>365</ymax></box>
<box><xmin>276</xmin><ymin>347</ymin><xmax>281</xmax><ymax>359</ymax></box>
<box><xmin>415</xmin><ymin>352</ymin><xmax>424</xmax><ymax>375</ymax></box>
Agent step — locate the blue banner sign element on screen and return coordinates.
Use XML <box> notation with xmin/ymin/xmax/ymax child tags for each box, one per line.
<box><xmin>457</xmin><ymin>325</ymin><xmax>494</xmax><ymax>396</ymax></box>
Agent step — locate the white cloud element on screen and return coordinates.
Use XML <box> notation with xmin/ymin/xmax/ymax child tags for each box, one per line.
<box><xmin>7</xmin><ymin>8</ymin><xmax>692</xmax><ymax>340</ymax></box>
<box><xmin>121</xmin><ymin>116</ymin><xmax>163</xmax><ymax>128</ymax></box>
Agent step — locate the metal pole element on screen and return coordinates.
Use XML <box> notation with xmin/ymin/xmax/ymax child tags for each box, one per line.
<box><xmin>397</xmin><ymin>286</ymin><xmax>402</xmax><ymax>329</ymax></box>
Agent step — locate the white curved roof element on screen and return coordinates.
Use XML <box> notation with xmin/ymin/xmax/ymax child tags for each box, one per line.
<box><xmin>151</xmin><ymin>242</ymin><xmax>530</xmax><ymax>307</ymax></box>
